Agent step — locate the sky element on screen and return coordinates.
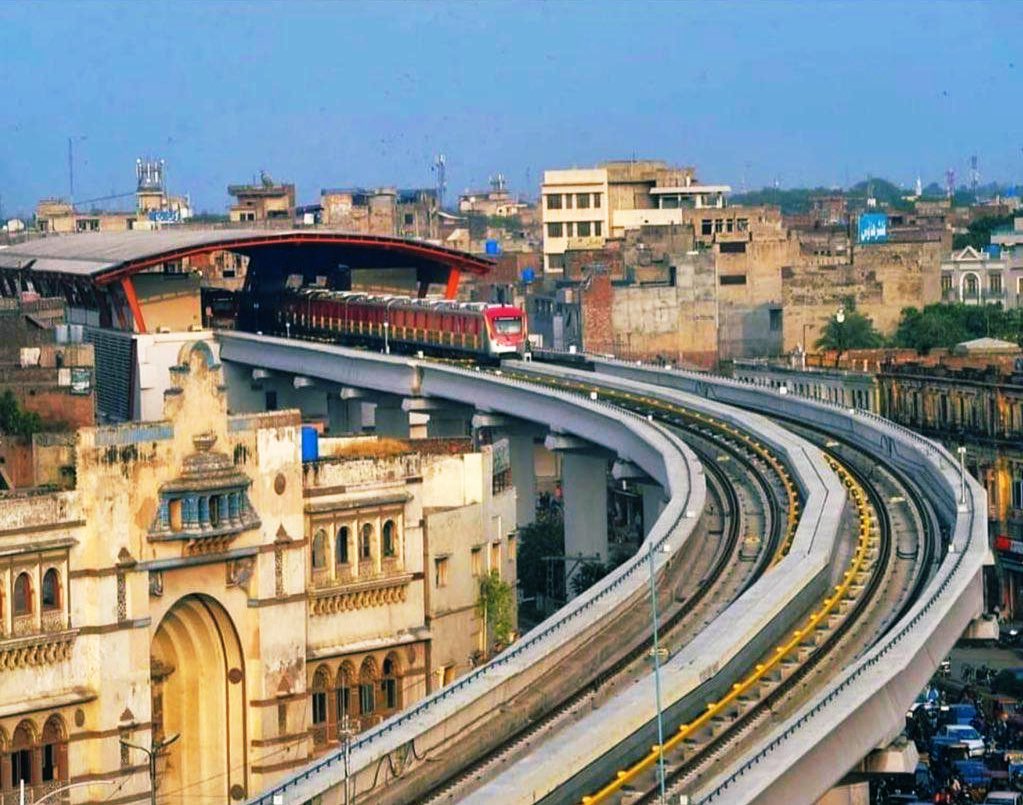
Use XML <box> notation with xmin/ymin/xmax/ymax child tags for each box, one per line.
<box><xmin>1</xmin><ymin>0</ymin><xmax>1022</xmax><ymax>217</ymax></box>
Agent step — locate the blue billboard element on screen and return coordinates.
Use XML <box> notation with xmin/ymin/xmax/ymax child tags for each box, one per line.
<box><xmin>858</xmin><ymin>213</ymin><xmax>888</xmax><ymax>244</ymax></box>
<box><xmin>148</xmin><ymin>209</ymin><xmax>181</xmax><ymax>224</ymax></box>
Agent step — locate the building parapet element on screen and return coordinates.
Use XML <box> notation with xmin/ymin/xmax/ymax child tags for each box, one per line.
<box><xmin>0</xmin><ymin>489</ymin><xmax>79</xmax><ymax>534</ymax></box>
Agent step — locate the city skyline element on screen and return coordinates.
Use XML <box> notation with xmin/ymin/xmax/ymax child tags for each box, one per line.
<box><xmin>1</xmin><ymin>0</ymin><xmax>1022</xmax><ymax>216</ymax></box>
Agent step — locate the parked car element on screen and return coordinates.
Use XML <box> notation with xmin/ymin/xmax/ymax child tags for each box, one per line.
<box><xmin>944</xmin><ymin>724</ymin><xmax>987</xmax><ymax>757</ymax></box>
<box><xmin>941</xmin><ymin>703</ymin><xmax>981</xmax><ymax>727</ymax></box>
<box><xmin>984</xmin><ymin>792</ymin><xmax>1023</xmax><ymax>805</ymax></box>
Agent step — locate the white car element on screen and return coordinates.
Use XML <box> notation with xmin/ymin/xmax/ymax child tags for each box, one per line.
<box><xmin>943</xmin><ymin>724</ymin><xmax>985</xmax><ymax>758</ymax></box>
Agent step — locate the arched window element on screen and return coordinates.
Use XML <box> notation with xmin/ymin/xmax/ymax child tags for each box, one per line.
<box><xmin>336</xmin><ymin>663</ymin><xmax>354</xmax><ymax>725</ymax></box>
<box><xmin>382</xmin><ymin>520</ymin><xmax>396</xmax><ymax>558</ymax></box>
<box><xmin>310</xmin><ymin>666</ymin><xmax>330</xmax><ymax>745</ymax></box>
<box><xmin>311</xmin><ymin>530</ymin><xmax>327</xmax><ymax>570</ymax></box>
<box><xmin>336</xmin><ymin>527</ymin><xmax>350</xmax><ymax>565</ymax></box>
<box><xmin>42</xmin><ymin>569</ymin><xmax>61</xmax><ymax>611</ymax></box>
<box><xmin>964</xmin><ymin>273</ymin><xmax>980</xmax><ymax>297</ymax></box>
<box><xmin>382</xmin><ymin>654</ymin><xmax>400</xmax><ymax>711</ymax></box>
<box><xmin>11</xmin><ymin>721</ymin><xmax>35</xmax><ymax>786</ymax></box>
<box><xmin>13</xmin><ymin>573</ymin><xmax>32</xmax><ymax>617</ymax></box>
<box><xmin>359</xmin><ymin>658</ymin><xmax>376</xmax><ymax>715</ymax></box>
<box><xmin>41</xmin><ymin>715</ymin><xmax>67</xmax><ymax>784</ymax></box>
<box><xmin>360</xmin><ymin>524</ymin><xmax>373</xmax><ymax>562</ymax></box>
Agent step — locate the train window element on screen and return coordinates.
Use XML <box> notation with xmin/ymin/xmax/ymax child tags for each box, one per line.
<box><xmin>493</xmin><ymin>318</ymin><xmax>522</xmax><ymax>334</ymax></box>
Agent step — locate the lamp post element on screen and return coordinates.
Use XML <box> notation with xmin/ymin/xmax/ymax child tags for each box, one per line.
<box><xmin>285</xmin><ymin>321</ymin><xmax>291</xmax><ymax>339</ymax></box>
<box><xmin>648</xmin><ymin>539</ymin><xmax>671</xmax><ymax>804</ymax></box>
<box><xmin>120</xmin><ymin>733</ymin><xmax>179</xmax><ymax>805</ymax></box>
<box><xmin>383</xmin><ymin>321</ymin><xmax>390</xmax><ymax>355</ymax></box>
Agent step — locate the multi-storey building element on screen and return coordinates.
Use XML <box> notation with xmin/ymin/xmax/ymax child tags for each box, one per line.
<box><xmin>941</xmin><ymin>245</ymin><xmax>1023</xmax><ymax>307</ymax></box>
<box><xmin>878</xmin><ymin>352</ymin><xmax>1023</xmax><ymax>616</ymax></box>
<box><xmin>0</xmin><ymin>341</ymin><xmax>516</xmax><ymax>804</ymax></box>
<box><xmin>228</xmin><ymin>173</ymin><xmax>296</xmax><ymax>223</ymax></box>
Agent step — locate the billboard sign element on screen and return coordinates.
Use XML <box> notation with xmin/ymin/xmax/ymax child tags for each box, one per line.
<box><xmin>858</xmin><ymin>213</ymin><xmax>888</xmax><ymax>244</ymax></box>
<box><xmin>70</xmin><ymin>368</ymin><xmax>92</xmax><ymax>395</ymax></box>
<box><xmin>148</xmin><ymin>209</ymin><xmax>181</xmax><ymax>224</ymax></box>
<box><xmin>491</xmin><ymin>437</ymin><xmax>510</xmax><ymax>475</ymax></box>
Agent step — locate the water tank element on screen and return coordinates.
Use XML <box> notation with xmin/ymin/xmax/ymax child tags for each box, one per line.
<box><xmin>484</xmin><ymin>239</ymin><xmax>501</xmax><ymax>255</ymax></box>
<box><xmin>986</xmin><ymin>244</ymin><xmax>1002</xmax><ymax>258</ymax></box>
<box><xmin>301</xmin><ymin>426</ymin><xmax>319</xmax><ymax>462</ymax></box>
<box><xmin>521</xmin><ymin>267</ymin><xmax>536</xmax><ymax>284</ymax></box>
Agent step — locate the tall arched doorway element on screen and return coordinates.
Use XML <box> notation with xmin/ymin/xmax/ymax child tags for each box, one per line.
<box><xmin>151</xmin><ymin>594</ymin><xmax>247</xmax><ymax>803</ymax></box>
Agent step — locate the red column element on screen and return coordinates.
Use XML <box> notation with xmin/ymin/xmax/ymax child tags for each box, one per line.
<box><xmin>444</xmin><ymin>267</ymin><xmax>461</xmax><ymax>300</ymax></box>
<box><xmin>120</xmin><ymin>277</ymin><xmax>148</xmax><ymax>334</ymax></box>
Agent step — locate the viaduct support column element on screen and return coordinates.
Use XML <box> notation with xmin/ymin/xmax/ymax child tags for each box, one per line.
<box><xmin>612</xmin><ymin>458</ymin><xmax>666</xmax><ymax>539</ymax></box>
<box><xmin>473</xmin><ymin>413</ymin><xmax>542</xmax><ymax>527</ymax></box>
<box><xmin>547</xmin><ymin>433</ymin><xmax>611</xmax><ymax>576</ymax></box>
<box><xmin>640</xmin><ymin>482</ymin><xmax>666</xmax><ymax>537</ymax></box>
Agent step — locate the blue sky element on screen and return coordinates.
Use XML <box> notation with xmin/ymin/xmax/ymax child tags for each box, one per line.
<box><xmin>1</xmin><ymin>1</ymin><xmax>1021</xmax><ymax>216</ymax></box>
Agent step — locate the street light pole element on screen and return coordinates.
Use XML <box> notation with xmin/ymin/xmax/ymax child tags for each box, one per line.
<box><xmin>648</xmin><ymin>540</ymin><xmax>670</xmax><ymax>804</ymax></box>
<box><xmin>120</xmin><ymin>733</ymin><xmax>179</xmax><ymax>805</ymax></box>
<box><xmin>383</xmin><ymin>321</ymin><xmax>390</xmax><ymax>355</ymax></box>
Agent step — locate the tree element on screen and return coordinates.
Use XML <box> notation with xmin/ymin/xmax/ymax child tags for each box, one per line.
<box><xmin>893</xmin><ymin>303</ymin><xmax>1023</xmax><ymax>353</ymax></box>
<box><xmin>814</xmin><ymin>301</ymin><xmax>884</xmax><ymax>364</ymax></box>
<box><xmin>569</xmin><ymin>561</ymin><xmax>609</xmax><ymax>596</ymax></box>
<box><xmin>515</xmin><ymin>511</ymin><xmax>565</xmax><ymax>602</ymax></box>
<box><xmin>952</xmin><ymin>214</ymin><xmax>1015</xmax><ymax>250</ymax></box>
<box><xmin>476</xmin><ymin>570</ymin><xmax>515</xmax><ymax>654</ymax></box>
<box><xmin>0</xmin><ymin>390</ymin><xmax>44</xmax><ymax>438</ymax></box>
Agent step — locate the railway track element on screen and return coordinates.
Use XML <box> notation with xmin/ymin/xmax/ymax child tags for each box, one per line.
<box><xmin>581</xmin><ymin>430</ymin><xmax>939</xmax><ymax>805</ymax></box>
<box><xmin>413</xmin><ymin>395</ymin><xmax>795</xmax><ymax>805</ymax></box>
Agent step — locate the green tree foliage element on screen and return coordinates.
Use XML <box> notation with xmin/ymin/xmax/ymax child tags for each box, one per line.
<box><xmin>0</xmin><ymin>390</ymin><xmax>44</xmax><ymax>438</ymax></box>
<box><xmin>894</xmin><ymin>303</ymin><xmax>1023</xmax><ymax>353</ymax></box>
<box><xmin>814</xmin><ymin>300</ymin><xmax>884</xmax><ymax>359</ymax></box>
<box><xmin>476</xmin><ymin>570</ymin><xmax>515</xmax><ymax>650</ymax></box>
<box><xmin>516</xmin><ymin>511</ymin><xmax>565</xmax><ymax>601</ymax></box>
<box><xmin>570</xmin><ymin>561</ymin><xmax>609</xmax><ymax>597</ymax></box>
<box><xmin>952</xmin><ymin>214</ymin><xmax>1015</xmax><ymax>250</ymax></box>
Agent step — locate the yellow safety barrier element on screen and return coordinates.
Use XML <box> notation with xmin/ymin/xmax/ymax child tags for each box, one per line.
<box><xmin>580</xmin><ymin>457</ymin><xmax>872</xmax><ymax>804</ymax></box>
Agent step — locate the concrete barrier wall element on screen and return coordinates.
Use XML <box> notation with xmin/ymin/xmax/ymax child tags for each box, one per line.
<box><xmin>588</xmin><ymin>358</ymin><xmax>987</xmax><ymax>804</ymax></box>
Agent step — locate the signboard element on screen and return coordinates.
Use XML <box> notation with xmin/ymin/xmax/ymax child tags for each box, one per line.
<box><xmin>857</xmin><ymin>213</ymin><xmax>889</xmax><ymax>244</ymax></box>
<box><xmin>491</xmin><ymin>437</ymin><xmax>510</xmax><ymax>475</ymax></box>
<box><xmin>148</xmin><ymin>209</ymin><xmax>181</xmax><ymax>224</ymax></box>
<box><xmin>70</xmin><ymin>368</ymin><xmax>92</xmax><ymax>395</ymax></box>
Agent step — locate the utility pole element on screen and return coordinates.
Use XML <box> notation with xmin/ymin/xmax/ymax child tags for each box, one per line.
<box><xmin>68</xmin><ymin>136</ymin><xmax>86</xmax><ymax>210</ymax></box>
<box><xmin>121</xmin><ymin>733</ymin><xmax>179</xmax><ymax>805</ymax></box>
<box><xmin>339</xmin><ymin>714</ymin><xmax>360</xmax><ymax>805</ymax></box>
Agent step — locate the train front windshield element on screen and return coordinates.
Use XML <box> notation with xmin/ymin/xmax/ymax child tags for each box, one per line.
<box><xmin>493</xmin><ymin>317</ymin><xmax>523</xmax><ymax>334</ymax></box>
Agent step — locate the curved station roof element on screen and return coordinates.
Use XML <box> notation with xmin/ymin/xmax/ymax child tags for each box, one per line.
<box><xmin>0</xmin><ymin>229</ymin><xmax>495</xmax><ymax>286</ymax></box>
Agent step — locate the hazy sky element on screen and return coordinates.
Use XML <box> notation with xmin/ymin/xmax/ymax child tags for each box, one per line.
<box><xmin>1</xmin><ymin>1</ymin><xmax>1021</xmax><ymax>216</ymax></box>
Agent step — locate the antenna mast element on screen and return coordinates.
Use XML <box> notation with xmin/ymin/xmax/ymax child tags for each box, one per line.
<box><xmin>433</xmin><ymin>154</ymin><xmax>447</xmax><ymax>209</ymax></box>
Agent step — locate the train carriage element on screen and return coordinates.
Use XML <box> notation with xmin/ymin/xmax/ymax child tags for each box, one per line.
<box><xmin>275</xmin><ymin>288</ymin><xmax>528</xmax><ymax>360</ymax></box>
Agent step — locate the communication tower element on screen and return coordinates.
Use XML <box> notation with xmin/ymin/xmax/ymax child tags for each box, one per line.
<box><xmin>136</xmin><ymin>158</ymin><xmax>165</xmax><ymax>192</ymax></box>
<box><xmin>970</xmin><ymin>155</ymin><xmax>979</xmax><ymax>196</ymax></box>
<box><xmin>433</xmin><ymin>154</ymin><xmax>447</xmax><ymax>209</ymax></box>
<box><xmin>946</xmin><ymin>168</ymin><xmax>956</xmax><ymax>199</ymax></box>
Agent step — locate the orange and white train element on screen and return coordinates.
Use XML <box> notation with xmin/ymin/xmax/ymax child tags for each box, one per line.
<box><xmin>275</xmin><ymin>288</ymin><xmax>528</xmax><ymax>360</ymax></box>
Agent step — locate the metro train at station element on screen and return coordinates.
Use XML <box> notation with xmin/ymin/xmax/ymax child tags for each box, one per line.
<box><xmin>268</xmin><ymin>287</ymin><xmax>529</xmax><ymax>360</ymax></box>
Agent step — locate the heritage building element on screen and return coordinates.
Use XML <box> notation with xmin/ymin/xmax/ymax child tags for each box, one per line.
<box><xmin>0</xmin><ymin>342</ymin><xmax>516</xmax><ymax>804</ymax></box>
<box><xmin>878</xmin><ymin>347</ymin><xmax>1023</xmax><ymax>616</ymax></box>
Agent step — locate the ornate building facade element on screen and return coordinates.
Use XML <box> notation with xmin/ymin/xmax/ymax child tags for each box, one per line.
<box><xmin>879</xmin><ymin>358</ymin><xmax>1023</xmax><ymax>616</ymax></box>
<box><xmin>0</xmin><ymin>342</ymin><xmax>516</xmax><ymax>803</ymax></box>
